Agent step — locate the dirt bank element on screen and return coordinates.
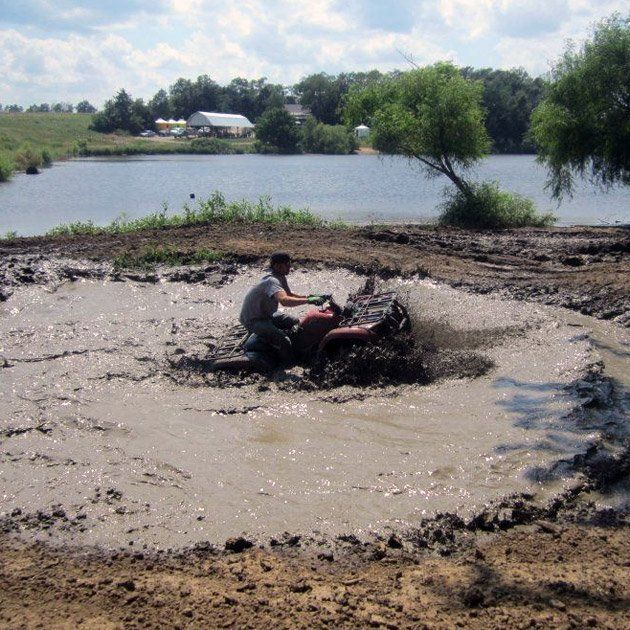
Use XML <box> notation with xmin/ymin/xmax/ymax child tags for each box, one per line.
<box><xmin>1</xmin><ymin>223</ymin><xmax>628</xmax><ymax>325</ymax></box>
<box><xmin>1</xmin><ymin>223</ymin><xmax>628</xmax><ymax>627</ymax></box>
<box><xmin>1</xmin><ymin>490</ymin><xmax>628</xmax><ymax>629</ymax></box>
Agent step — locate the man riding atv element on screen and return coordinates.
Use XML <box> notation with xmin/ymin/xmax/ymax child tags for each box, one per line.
<box><xmin>239</xmin><ymin>252</ymin><xmax>327</xmax><ymax>368</ymax></box>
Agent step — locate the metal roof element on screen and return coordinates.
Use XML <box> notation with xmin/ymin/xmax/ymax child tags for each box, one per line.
<box><xmin>187</xmin><ymin>111</ymin><xmax>255</xmax><ymax>128</ymax></box>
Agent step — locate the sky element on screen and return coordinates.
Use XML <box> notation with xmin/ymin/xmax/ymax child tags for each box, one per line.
<box><xmin>0</xmin><ymin>0</ymin><xmax>626</xmax><ymax>108</ymax></box>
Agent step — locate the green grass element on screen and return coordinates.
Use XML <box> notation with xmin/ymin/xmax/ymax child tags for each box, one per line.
<box><xmin>439</xmin><ymin>182</ymin><xmax>555</xmax><ymax>229</ymax></box>
<box><xmin>0</xmin><ymin>113</ymin><xmax>255</xmax><ymax>178</ymax></box>
<box><xmin>46</xmin><ymin>192</ymin><xmax>332</xmax><ymax>237</ymax></box>
<box><xmin>113</xmin><ymin>246</ymin><xmax>223</xmax><ymax>269</ymax></box>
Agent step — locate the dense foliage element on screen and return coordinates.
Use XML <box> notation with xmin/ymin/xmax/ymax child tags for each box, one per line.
<box><xmin>300</xmin><ymin>118</ymin><xmax>357</xmax><ymax>154</ymax></box>
<box><xmin>532</xmin><ymin>14</ymin><xmax>630</xmax><ymax>198</ymax></box>
<box><xmin>254</xmin><ymin>107</ymin><xmax>301</xmax><ymax>153</ymax></box>
<box><xmin>90</xmin><ymin>89</ymin><xmax>152</xmax><ymax>134</ymax></box>
<box><xmin>461</xmin><ymin>68</ymin><xmax>546</xmax><ymax>153</ymax></box>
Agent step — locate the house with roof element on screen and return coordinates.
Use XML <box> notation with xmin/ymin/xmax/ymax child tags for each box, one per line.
<box><xmin>284</xmin><ymin>104</ymin><xmax>312</xmax><ymax>125</ymax></box>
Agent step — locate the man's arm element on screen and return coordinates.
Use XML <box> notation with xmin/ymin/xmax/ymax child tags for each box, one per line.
<box><xmin>275</xmin><ymin>290</ymin><xmax>309</xmax><ymax>307</ymax></box>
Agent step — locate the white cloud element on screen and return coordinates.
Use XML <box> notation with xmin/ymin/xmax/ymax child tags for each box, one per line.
<box><xmin>0</xmin><ymin>0</ymin><xmax>627</xmax><ymax>106</ymax></box>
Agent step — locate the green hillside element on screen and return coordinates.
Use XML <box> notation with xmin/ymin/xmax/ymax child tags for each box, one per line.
<box><xmin>0</xmin><ymin>113</ymin><xmax>253</xmax><ymax>181</ymax></box>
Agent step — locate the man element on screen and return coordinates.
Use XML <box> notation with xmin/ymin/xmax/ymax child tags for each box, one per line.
<box><xmin>239</xmin><ymin>252</ymin><xmax>325</xmax><ymax>367</ymax></box>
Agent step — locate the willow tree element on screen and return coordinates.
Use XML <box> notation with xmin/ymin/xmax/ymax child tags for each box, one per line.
<box><xmin>344</xmin><ymin>62</ymin><xmax>490</xmax><ymax>197</ymax></box>
<box><xmin>531</xmin><ymin>14</ymin><xmax>630</xmax><ymax>198</ymax></box>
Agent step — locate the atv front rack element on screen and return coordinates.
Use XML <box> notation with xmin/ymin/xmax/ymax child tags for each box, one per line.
<box><xmin>339</xmin><ymin>292</ymin><xmax>409</xmax><ymax>331</ymax></box>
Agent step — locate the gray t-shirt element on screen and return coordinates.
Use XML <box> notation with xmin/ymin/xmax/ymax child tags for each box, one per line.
<box><xmin>240</xmin><ymin>271</ymin><xmax>291</xmax><ymax>326</ymax></box>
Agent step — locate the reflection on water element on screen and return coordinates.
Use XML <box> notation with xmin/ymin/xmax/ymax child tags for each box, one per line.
<box><xmin>1</xmin><ymin>154</ymin><xmax>629</xmax><ymax>235</ymax></box>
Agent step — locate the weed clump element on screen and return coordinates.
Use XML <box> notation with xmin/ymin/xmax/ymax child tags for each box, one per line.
<box><xmin>439</xmin><ymin>182</ymin><xmax>555</xmax><ymax>229</ymax></box>
<box><xmin>15</xmin><ymin>145</ymin><xmax>42</xmax><ymax>174</ymax></box>
<box><xmin>0</xmin><ymin>153</ymin><xmax>14</xmax><ymax>181</ymax></box>
<box><xmin>113</xmin><ymin>246</ymin><xmax>222</xmax><ymax>269</ymax></box>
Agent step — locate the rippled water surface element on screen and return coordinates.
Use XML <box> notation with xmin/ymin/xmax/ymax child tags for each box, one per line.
<box><xmin>1</xmin><ymin>154</ymin><xmax>629</xmax><ymax>235</ymax></box>
<box><xmin>2</xmin><ymin>267</ymin><xmax>626</xmax><ymax>548</ymax></box>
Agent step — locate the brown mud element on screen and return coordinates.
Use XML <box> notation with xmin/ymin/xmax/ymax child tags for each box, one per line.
<box><xmin>1</xmin><ymin>223</ymin><xmax>628</xmax><ymax>324</ymax></box>
<box><xmin>1</xmin><ymin>223</ymin><xmax>629</xmax><ymax>628</ymax></box>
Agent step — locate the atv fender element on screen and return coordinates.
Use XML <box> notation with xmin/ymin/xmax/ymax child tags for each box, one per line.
<box><xmin>318</xmin><ymin>326</ymin><xmax>377</xmax><ymax>355</ymax></box>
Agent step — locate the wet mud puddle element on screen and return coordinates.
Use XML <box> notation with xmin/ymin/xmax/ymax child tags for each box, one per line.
<box><xmin>1</xmin><ymin>267</ymin><xmax>627</xmax><ymax>549</ymax></box>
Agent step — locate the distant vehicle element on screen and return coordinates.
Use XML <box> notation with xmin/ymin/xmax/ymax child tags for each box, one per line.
<box><xmin>139</xmin><ymin>130</ymin><xmax>156</xmax><ymax>137</ymax></box>
<box><xmin>169</xmin><ymin>128</ymin><xmax>185</xmax><ymax>137</ymax></box>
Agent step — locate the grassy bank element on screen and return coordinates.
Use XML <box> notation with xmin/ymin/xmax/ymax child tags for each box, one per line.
<box><xmin>45</xmin><ymin>192</ymin><xmax>329</xmax><ymax>238</ymax></box>
<box><xmin>0</xmin><ymin>113</ymin><xmax>254</xmax><ymax>180</ymax></box>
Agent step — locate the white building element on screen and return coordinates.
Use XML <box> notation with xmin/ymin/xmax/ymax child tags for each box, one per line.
<box><xmin>186</xmin><ymin>111</ymin><xmax>255</xmax><ymax>137</ymax></box>
<box><xmin>354</xmin><ymin>124</ymin><xmax>370</xmax><ymax>139</ymax></box>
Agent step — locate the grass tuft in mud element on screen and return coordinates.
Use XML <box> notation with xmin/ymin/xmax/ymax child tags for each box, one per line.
<box><xmin>113</xmin><ymin>246</ymin><xmax>223</xmax><ymax>269</ymax></box>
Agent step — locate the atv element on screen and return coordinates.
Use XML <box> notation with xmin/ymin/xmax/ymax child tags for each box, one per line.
<box><xmin>210</xmin><ymin>292</ymin><xmax>410</xmax><ymax>373</ymax></box>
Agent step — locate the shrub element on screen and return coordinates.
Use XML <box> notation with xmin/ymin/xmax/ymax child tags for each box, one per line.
<box><xmin>300</xmin><ymin>119</ymin><xmax>358</xmax><ymax>154</ymax></box>
<box><xmin>0</xmin><ymin>153</ymin><xmax>14</xmax><ymax>181</ymax></box>
<box><xmin>14</xmin><ymin>145</ymin><xmax>43</xmax><ymax>173</ymax></box>
<box><xmin>439</xmin><ymin>182</ymin><xmax>555</xmax><ymax>229</ymax></box>
<box><xmin>41</xmin><ymin>148</ymin><xmax>52</xmax><ymax>166</ymax></box>
<box><xmin>189</xmin><ymin>137</ymin><xmax>235</xmax><ymax>154</ymax></box>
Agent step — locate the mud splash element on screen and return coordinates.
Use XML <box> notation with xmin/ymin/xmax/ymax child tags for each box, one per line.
<box><xmin>1</xmin><ymin>263</ymin><xmax>627</xmax><ymax>550</ymax></box>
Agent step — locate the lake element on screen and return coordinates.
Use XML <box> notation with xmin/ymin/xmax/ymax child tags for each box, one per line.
<box><xmin>0</xmin><ymin>154</ymin><xmax>628</xmax><ymax>236</ymax></box>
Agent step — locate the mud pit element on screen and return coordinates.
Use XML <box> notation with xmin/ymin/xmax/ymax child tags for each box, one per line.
<box><xmin>2</xmin><ymin>265</ymin><xmax>626</xmax><ymax>550</ymax></box>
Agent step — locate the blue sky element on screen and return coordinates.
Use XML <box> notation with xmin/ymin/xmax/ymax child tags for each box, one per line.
<box><xmin>0</xmin><ymin>0</ymin><xmax>625</xmax><ymax>107</ymax></box>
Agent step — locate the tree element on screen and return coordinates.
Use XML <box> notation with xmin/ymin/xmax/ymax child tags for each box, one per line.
<box><xmin>255</xmin><ymin>107</ymin><xmax>301</xmax><ymax>153</ymax></box>
<box><xmin>345</xmin><ymin>62</ymin><xmax>490</xmax><ymax>196</ymax></box>
<box><xmin>192</xmin><ymin>74</ymin><xmax>223</xmax><ymax>113</ymax></box>
<box><xmin>52</xmin><ymin>102</ymin><xmax>74</xmax><ymax>113</ymax></box>
<box><xmin>90</xmin><ymin>89</ymin><xmax>145</xmax><ymax>134</ymax></box>
<box><xmin>27</xmin><ymin>103</ymin><xmax>50</xmax><ymax>112</ymax></box>
<box><xmin>531</xmin><ymin>13</ymin><xmax>630</xmax><ymax>197</ymax></box>
<box><xmin>462</xmin><ymin>67</ymin><xmax>546</xmax><ymax>153</ymax></box>
<box><xmin>169</xmin><ymin>78</ymin><xmax>196</xmax><ymax>118</ymax></box>
<box><xmin>5</xmin><ymin>104</ymin><xmax>23</xmax><ymax>113</ymax></box>
<box><xmin>147</xmin><ymin>89</ymin><xmax>171</xmax><ymax>119</ymax></box>
<box><xmin>294</xmin><ymin>73</ymin><xmax>346</xmax><ymax>124</ymax></box>
<box><xmin>76</xmin><ymin>100</ymin><xmax>97</xmax><ymax>114</ymax></box>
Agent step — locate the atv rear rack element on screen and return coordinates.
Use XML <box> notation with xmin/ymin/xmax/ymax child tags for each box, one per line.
<box><xmin>211</xmin><ymin>324</ymin><xmax>249</xmax><ymax>360</ymax></box>
<box><xmin>339</xmin><ymin>292</ymin><xmax>409</xmax><ymax>331</ymax></box>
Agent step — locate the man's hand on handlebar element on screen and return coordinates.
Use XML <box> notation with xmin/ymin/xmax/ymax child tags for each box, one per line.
<box><xmin>307</xmin><ymin>294</ymin><xmax>331</xmax><ymax>306</ymax></box>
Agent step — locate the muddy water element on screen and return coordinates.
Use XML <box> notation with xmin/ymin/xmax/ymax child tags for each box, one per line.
<box><xmin>1</xmin><ymin>267</ymin><xmax>627</xmax><ymax>549</ymax></box>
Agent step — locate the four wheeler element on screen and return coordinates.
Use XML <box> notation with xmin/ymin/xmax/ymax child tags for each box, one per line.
<box><xmin>210</xmin><ymin>292</ymin><xmax>410</xmax><ymax>373</ymax></box>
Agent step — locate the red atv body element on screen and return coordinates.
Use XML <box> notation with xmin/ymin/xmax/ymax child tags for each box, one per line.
<box><xmin>210</xmin><ymin>292</ymin><xmax>410</xmax><ymax>372</ymax></box>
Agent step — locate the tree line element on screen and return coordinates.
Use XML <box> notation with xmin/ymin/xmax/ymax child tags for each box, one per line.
<box><xmin>0</xmin><ymin>100</ymin><xmax>97</xmax><ymax>114</ymax></box>
<box><xmin>85</xmin><ymin>67</ymin><xmax>545</xmax><ymax>153</ymax></box>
